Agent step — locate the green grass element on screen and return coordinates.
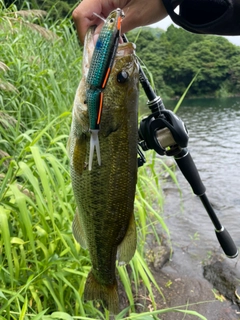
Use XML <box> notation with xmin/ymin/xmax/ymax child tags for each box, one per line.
<box><xmin>0</xmin><ymin>3</ymin><xmax>207</xmax><ymax>319</ymax></box>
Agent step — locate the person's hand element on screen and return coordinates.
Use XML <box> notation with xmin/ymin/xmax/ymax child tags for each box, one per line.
<box><xmin>72</xmin><ymin>0</ymin><xmax>168</xmax><ymax>44</ymax></box>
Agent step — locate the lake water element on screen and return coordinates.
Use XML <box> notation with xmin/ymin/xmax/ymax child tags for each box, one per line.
<box><xmin>140</xmin><ymin>97</ymin><xmax>240</xmax><ymax>262</ymax></box>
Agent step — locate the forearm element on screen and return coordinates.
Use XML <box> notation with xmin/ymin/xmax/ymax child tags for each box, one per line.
<box><xmin>162</xmin><ymin>0</ymin><xmax>240</xmax><ymax>35</ymax></box>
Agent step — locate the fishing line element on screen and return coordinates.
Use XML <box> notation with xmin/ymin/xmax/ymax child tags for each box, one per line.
<box><xmin>93</xmin><ymin>12</ymin><xmax>106</xmax><ymax>22</ymax></box>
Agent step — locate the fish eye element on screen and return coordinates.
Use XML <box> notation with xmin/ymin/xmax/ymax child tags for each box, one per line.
<box><xmin>109</xmin><ymin>18</ymin><xmax>115</xmax><ymax>23</ymax></box>
<box><xmin>117</xmin><ymin>70</ymin><xmax>129</xmax><ymax>83</ymax></box>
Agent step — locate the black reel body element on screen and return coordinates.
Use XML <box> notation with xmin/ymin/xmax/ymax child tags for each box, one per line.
<box><xmin>139</xmin><ymin>109</ymin><xmax>189</xmax><ymax>156</ymax></box>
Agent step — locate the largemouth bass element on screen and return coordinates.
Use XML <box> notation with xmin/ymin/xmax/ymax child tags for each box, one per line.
<box><xmin>68</xmin><ymin>18</ymin><xmax>139</xmax><ymax>315</ymax></box>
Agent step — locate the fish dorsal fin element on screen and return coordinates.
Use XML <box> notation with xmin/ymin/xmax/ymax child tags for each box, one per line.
<box><xmin>117</xmin><ymin>213</ymin><xmax>137</xmax><ymax>265</ymax></box>
<box><xmin>72</xmin><ymin>210</ymin><xmax>88</xmax><ymax>249</ymax></box>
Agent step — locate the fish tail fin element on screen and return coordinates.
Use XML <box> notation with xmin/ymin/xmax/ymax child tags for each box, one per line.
<box><xmin>89</xmin><ymin>130</ymin><xmax>101</xmax><ymax>170</ymax></box>
<box><xmin>85</xmin><ymin>270</ymin><xmax>119</xmax><ymax>314</ymax></box>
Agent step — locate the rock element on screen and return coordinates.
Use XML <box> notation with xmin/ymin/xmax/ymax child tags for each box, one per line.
<box><xmin>203</xmin><ymin>260</ymin><xmax>240</xmax><ymax>305</ymax></box>
<box><xmin>152</xmin><ymin>245</ymin><xmax>171</xmax><ymax>271</ymax></box>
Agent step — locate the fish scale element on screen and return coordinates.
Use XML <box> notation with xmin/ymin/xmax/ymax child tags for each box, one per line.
<box><xmin>69</xmin><ymin>22</ymin><xmax>139</xmax><ymax>314</ymax></box>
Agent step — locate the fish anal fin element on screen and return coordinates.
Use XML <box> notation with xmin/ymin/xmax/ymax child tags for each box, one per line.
<box><xmin>117</xmin><ymin>213</ymin><xmax>137</xmax><ymax>266</ymax></box>
<box><xmin>85</xmin><ymin>270</ymin><xmax>119</xmax><ymax>314</ymax></box>
<box><xmin>72</xmin><ymin>210</ymin><xmax>88</xmax><ymax>249</ymax></box>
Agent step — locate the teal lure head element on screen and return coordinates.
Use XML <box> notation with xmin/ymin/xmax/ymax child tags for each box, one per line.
<box><xmin>86</xmin><ymin>8</ymin><xmax>125</xmax><ymax>89</ymax></box>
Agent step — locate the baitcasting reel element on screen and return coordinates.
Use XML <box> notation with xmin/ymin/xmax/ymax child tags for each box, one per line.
<box><xmin>138</xmin><ymin>105</ymin><xmax>188</xmax><ymax>157</ymax></box>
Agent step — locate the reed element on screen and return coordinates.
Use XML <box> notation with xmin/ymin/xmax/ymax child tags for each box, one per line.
<box><xmin>0</xmin><ymin>4</ymin><xmax>206</xmax><ymax>319</ymax></box>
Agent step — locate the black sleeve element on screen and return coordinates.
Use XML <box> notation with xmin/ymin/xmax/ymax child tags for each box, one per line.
<box><xmin>162</xmin><ymin>0</ymin><xmax>240</xmax><ymax>35</ymax></box>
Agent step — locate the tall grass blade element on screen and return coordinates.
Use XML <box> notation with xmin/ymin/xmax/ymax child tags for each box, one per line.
<box><xmin>9</xmin><ymin>184</ymin><xmax>37</xmax><ymax>263</ymax></box>
<box><xmin>19</xmin><ymin>295</ymin><xmax>28</xmax><ymax>320</ymax></box>
<box><xmin>117</xmin><ymin>266</ymin><xmax>135</xmax><ymax>311</ymax></box>
<box><xmin>0</xmin><ymin>207</ymin><xmax>13</xmax><ymax>287</ymax></box>
<box><xmin>127</xmin><ymin>306</ymin><xmax>207</xmax><ymax>319</ymax></box>
<box><xmin>47</xmin><ymin>311</ymin><xmax>74</xmax><ymax>320</ymax></box>
<box><xmin>173</xmin><ymin>71</ymin><xmax>200</xmax><ymax>114</ymax></box>
<box><xmin>29</xmin><ymin>112</ymin><xmax>70</xmax><ymax>147</ymax></box>
<box><xmin>31</xmin><ymin>309</ymin><xmax>49</xmax><ymax>319</ymax></box>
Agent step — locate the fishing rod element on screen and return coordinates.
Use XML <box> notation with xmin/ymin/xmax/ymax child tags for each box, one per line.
<box><xmin>122</xmin><ymin>34</ymin><xmax>238</xmax><ymax>259</ymax></box>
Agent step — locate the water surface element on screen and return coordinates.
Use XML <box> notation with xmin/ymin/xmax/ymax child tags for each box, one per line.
<box><xmin>141</xmin><ymin>97</ymin><xmax>240</xmax><ymax>262</ymax></box>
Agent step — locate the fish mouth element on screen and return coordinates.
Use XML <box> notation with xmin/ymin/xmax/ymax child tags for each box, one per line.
<box><xmin>83</xmin><ymin>27</ymin><xmax>136</xmax><ymax>79</ymax></box>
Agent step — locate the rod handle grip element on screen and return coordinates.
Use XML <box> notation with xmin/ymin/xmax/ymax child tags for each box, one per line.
<box><xmin>215</xmin><ymin>227</ymin><xmax>238</xmax><ymax>258</ymax></box>
<box><xmin>174</xmin><ymin>148</ymin><xmax>206</xmax><ymax>195</ymax></box>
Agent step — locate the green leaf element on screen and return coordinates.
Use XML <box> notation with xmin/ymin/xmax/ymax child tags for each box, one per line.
<box><xmin>9</xmin><ymin>184</ymin><xmax>37</xmax><ymax>261</ymax></box>
<box><xmin>49</xmin><ymin>312</ymin><xmax>74</xmax><ymax>320</ymax></box>
<box><xmin>31</xmin><ymin>309</ymin><xmax>49</xmax><ymax>320</ymax></box>
<box><xmin>0</xmin><ymin>291</ymin><xmax>7</xmax><ymax>300</ymax></box>
<box><xmin>19</xmin><ymin>295</ymin><xmax>28</xmax><ymax>320</ymax></box>
<box><xmin>0</xmin><ymin>207</ymin><xmax>13</xmax><ymax>286</ymax></box>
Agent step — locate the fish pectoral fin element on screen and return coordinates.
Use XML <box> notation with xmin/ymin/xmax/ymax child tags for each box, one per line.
<box><xmin>117</xmin><ymin>213</ymin><xmax>137</xmax><ymax>266</ymax></box>
<box><xmin>89</xmin><ymin>130</ymin><xmax>101</xmax><ymax>170</ymax></box>
<box><xmin>85</xmin><ymin>270</ymin><xmax>119</xmax><ymax>314</ymax></box>
<box><xmin>72</xmin><ymin>210</ymin><xmax>88</xmax><ymax>249</ymax></box>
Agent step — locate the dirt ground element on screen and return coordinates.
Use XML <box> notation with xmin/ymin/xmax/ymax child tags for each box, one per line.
<box><xmin>149</xmin><ymin>257</ymin><xmax>240</xmax><ymax>320</ymax></box>
<box><xmin>117</xmin><ymin>244</ymin><xmax>240</xmax><ymax>320</ymax></box>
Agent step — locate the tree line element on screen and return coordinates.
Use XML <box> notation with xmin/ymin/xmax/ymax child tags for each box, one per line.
<box><xmin>128</xmin><ymin>26</ymin><xmax>240</xmax><ymax>98</ymax></box>
<box><xmin>4</xmin><ymin>0</ymin><xmax>240</xmax><ymax>98</ymax></box>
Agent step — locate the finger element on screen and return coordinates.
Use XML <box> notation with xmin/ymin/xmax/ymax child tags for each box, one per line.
<box><xmin>121</xmin><ymin>0</ymin><xmax>166</xmax><ymax>34</ymax></box>
<box><xmin>72</xmin><ymin>0</ymin><xmax>102</xmax><ymax>44</ymax></box>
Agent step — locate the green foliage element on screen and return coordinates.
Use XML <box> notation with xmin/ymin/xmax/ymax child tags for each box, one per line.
<box><xmin>127</xmin><ymin>25</ymin><xmax>240</xmax><ymax>98</ymax></box>
<box><xmin>5</xmin><ymin>0</ymin><xmax>240</xmax><ymax>98</ymax></box>
<box><xmin>4</xmin><ymin>0</ymin><xmax>240</xmax><ymax>98</ymax></box>
<box><xmin>0</xmin><ymin>5</ymin><xmax>192</xmax><ymax>320</ymax></box>
<box><xmin>0</xmin><ymin>4</ymin><xmax>208</xmax><ymax>319</ymax></box>
<box><xmin>0</xmin><ymin>4</ymin><xmax>81</xmax><ymax>125</ymax></box>
<box><xmin>3</xmin><ymin>0</ymin><xmax>79</xmax><ymax>19</ymax></box>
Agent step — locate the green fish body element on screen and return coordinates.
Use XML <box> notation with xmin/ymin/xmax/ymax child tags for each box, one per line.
<box><xmin>68</xmin><ymin>27</ymin><xmax>139</xmax><ymax>313</ymax></box>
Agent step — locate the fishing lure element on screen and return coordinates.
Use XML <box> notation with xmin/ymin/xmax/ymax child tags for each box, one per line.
<box><xmin>86</xmin><ymin>8</ymin><xmax>124</xmax><ymax>170</ymax></box>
